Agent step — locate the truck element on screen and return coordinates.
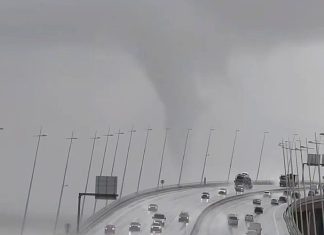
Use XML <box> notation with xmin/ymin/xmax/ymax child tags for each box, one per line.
<box><xmin>234</xmin><ymin>173</ymin><xmax>253</xmax><ymax>189</ymax></box>
<box><xmin>279</xmin><ymin>174</ymin><xmax>298</xmax><ymax>187</ymax></box>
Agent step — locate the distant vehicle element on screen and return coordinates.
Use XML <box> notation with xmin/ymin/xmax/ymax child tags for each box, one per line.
<box><xmin>152</xmin><ymin>213</ymin><xmax>166</xmax><ymax>226</ymax></box>
<box><xmin>254</xmin><ymin>206</ymin><xmax>263</xmax><ymax>214</ymax></box>
<box><xmin>308</xmin><ymin>190</ymin><xmax>315</xmax><ymax>197</ymax></box>
<box><xmin>310</xmin><ymin>184</ymin><xmax>319</xmax><ymax>194</ymax></box>
<box><xmin>235</xmin><ymin>185</ymin><xmax>244</xmax><ymax>193</ymax></box>
<box><xmin>235</xmin><ymin>173</ymin><xmax>253</xmax><ymax>189</ymax></box>
<box><xmin>283</xmin><ymin>190</ymin><xmax>290</xmax><ymax>196</ymax></box>
<box><xmin>178</xmin><ymin>211</ymin><xmax>189</xmax><ymax>224</ymax></box>
<box><xmin>263</xmin><ymin>191</ymin><xmax>271</xmax><ymax>197</ymax></box>
<box><xmin>245</xmin><ymin>214</ymin><xmax>254</xmax><ymax>222</ymax></box>
<box><xmin>150</xmin><ymin>221</ymin><xmax>162</xmax><ymax>234</ymax></box>
<box><xmin>218</xmin><ymin>188</ymin><xmax>228</xmax><ymax>195</ymax></box>
<box><xmin>279</xmin><ymin>196</ymin><xmax>287</xmax><ymax>203</ymax></box>
<box><xmin>104</xmin><ymin>225</ymin><xmax>116</xmax><ymax>234</ymax></box>
<box><xmin>252</xmin><ymin>199</ymin><xmax>261</xmax><ymax>205</ymax></box>
<box><xmin>227</xmin><ymin>214</ymin><xmax>239</xmax><ymax>226</ymax></box>
<box><xmin>271</xmin><ymin>199</ymin><xmax>279</xmax><ymax>205</ymax></box>
<box><xmin>248</xmin><ymin>222</ymin><xmax>262</xmax><ymax>235</ymax></box>
<box><xmin>201</xmin><ymin>192</ymin><xmax>210</xmax><ymax>200</ymax></box>
<box><xmin>280</xmin><ymin>174</ymin><xmax>298</xmax><ymax>187</ymax></box>
<box><xmin>148</xmin><ymin>204</ymin><xmax>158</xmax><ymax>212</ymax></box>
<box><xmin>292</xmin><ymin>192</ymin><xmax>301</xmax><ymax>199</ymax></box>
<box><xmin>129</xmin><ymin>222</ymin><xmax>141</xmax><ymax>232</ymax></box>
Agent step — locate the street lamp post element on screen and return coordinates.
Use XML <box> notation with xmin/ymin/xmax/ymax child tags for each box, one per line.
<box><xmin>110</xmin><ymin>130</ymin><xmax>124</xmax><ymax>176</ymax></box>
<box><xmin>255</xmin><ymin>131</ymin><xmax>269</xmax><ymax>181</ymax></box>
<box><xmin>305</xmin><ymin>139</ymin><xmax>318</xmax><ymax>235</ymax></box>
<box><xmin>80</xmin><ymin>132</ymin><xmax>100</xmax><ymax>221</ymax></box>
<box><xmin>157</xmin><ymin>128</ymin><xmax>169</xmax><ymax>188</ymax></box>
<box><xmin>53</xmin><ymin>132</ymin><xmax>77</xmax><ymax>235</ymax></box>
<box><xmin>93</xmin><ymin>130</ymin><xmax>113</xmax><ymax>214</ymax></box>
<box><xmin>309</xmin><ymin>134</ymin><xmax>324</xmax><ymax>233</ymax></box>
<box><xmin>178</xmin><ymin>129</ymin><xmax>192</xmax><ymax>186</ymax></box>
<box><xmin>137</xmin><ymin>128</ymin><xmax>152</xmax><ymax>193</ymax></box>
<box><xmin>120</xmin><ymin>128</ymin><xmax>136</xmax><ymax>198</ymax></box>
<box><xmin>297</xmin><ymin>139</ymin><xmax>310</xmax><ymax>235</ymax></box>
<box><xmin>200</xmin><ymin>129</ymin><xmax>214</xmax><ymax>184</ymax></box>
<box><xmin>227</xmin><ymin>129</ymin><xmax>239</xmax><ymax>184</ymax></box>
<box><xmin>21</xmin><ymin>129</ymin><xmax>47</xmax><ymax>235</ymax></box>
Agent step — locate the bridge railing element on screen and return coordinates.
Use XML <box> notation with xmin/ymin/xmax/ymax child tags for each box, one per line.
<box><xmin>283</xmin><ymin>203</ymin><xmax>302</xmax><ymax>235</ymax></box>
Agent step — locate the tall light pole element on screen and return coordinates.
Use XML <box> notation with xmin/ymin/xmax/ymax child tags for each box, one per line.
<box><xmin>21</xmin><ymin>129</ymin><xmax>47</xmax><ymax>235</ymax></box>
<box><xmin>80</xmin><ymin>132</ymin><xmax>100</xmax><ymax>221</ymax></box>
<box><xmin>200</xmin><ymin>129</ymin><xmax>214</xmax><ymax>184</ymax></box>
<box><xmin>120</xmin><ymin>128</ymin><xmax>136</xmax><ymax>198</ymax></box>
<box><xmin>305</xmin><ymin>139</ymin><xmax>318</xmax><ymax>235</ymax></box>
<box><xmin>297</xmin><ymin>139</ymin><xmax>310</xmax><ymax>235</ymax></box>
<box><xmin>178</xmin><ymin>129</ymin><xmax>192</xmax><ymax>186</ymax></box>
<box><xmin>157</xmin><ymin>128</ymin><xmax>169</xmax><ymax>188</ymax></box>
<box><xmin>110</xmin><ymin>130</ymin><xmax>124</xmax><ymax>176</ymax></box>
<box><xmin>137</xmin><ymin>128</ymin><xmax>152</xmax><ymax>193</ymax></box>
<box><xmin>255</xmin><ymin>131</ymin><xmax>269</xmax><ymax>181</ymax></box>
<box><xmin>93</xmin><ymin>130</ymin><xmax>113</xmax><ymax>214</ymax></box>
<box><xmin>53</xmin><ymin>132</ymin><xmax>77</xmax><ymax>234</ymax></box>
<box><xmin>309</xmin><ymin>134</ymin><xmax>324</xmax><ymax>233</ymax></box>
<box><xmin>227</xmin><ymin>129</ymin><xmax>239</xmax><ymax>184</ymax></box>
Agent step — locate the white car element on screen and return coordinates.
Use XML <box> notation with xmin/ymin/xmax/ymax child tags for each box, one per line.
<box><xmin>263</xmin><ymin>191</ymin><xmax>271</xmax><ymax>197</ymax></box>
<box><xmin>218</xmin><ymin>188</ymin><xmax>228</xmax><ymax>195</ymax></box>
<box><xmin>248</xmin><ymin>222</ymin><xmax>262</xmax><ymax>235</ymax></box>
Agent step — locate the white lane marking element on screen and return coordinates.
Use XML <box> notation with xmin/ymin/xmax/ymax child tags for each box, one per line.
<box><xmin>273</xmin><ymin>203</ymin><xmax>286</xmax><ymax>235</ymax></box>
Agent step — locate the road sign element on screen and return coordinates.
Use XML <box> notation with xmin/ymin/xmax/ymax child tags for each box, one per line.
<box><xmin>95</xmin><ymin>176</ymin><xmax>117</xmax><ymax>199</ymax></box>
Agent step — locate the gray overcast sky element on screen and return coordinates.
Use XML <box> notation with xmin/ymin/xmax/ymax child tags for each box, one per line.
<box><xmin>2</xmin><ymin>1</ymin><xmax>324</xmax><ymax>234</ymax></box>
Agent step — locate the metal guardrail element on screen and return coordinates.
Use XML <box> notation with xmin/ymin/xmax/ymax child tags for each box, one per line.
<box><xmin>80</xmin><ymin>180</ymin><xmax>228</xmax><ymax>234</ymax></box>
<box><xmin>283</xmin><ymin>203</ymin><xmax>302</xmax><ymax>235</ymax></box>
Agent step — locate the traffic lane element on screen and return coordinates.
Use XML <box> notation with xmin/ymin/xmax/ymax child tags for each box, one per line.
<box><xmin>196</xmin><ymin>192</ymin><xmax>288</xmax><ymax>235</ymax></box>
<box><xmin>87</xmin><ymin>185</ymin><xmax>278</xmax><ymax>235</ymax></box>
<box><xmin>87</xmin><ymin>186</ymin><xmax>221</xmax><ymax>235</ymax></box>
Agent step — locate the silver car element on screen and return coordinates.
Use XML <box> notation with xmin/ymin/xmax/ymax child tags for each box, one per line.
<box><xmin>148</xmin><ymin>204</ymin><xmax>158</xmax><ymax>212</ymax></box>
<box><xmin>245</xmin><ymin>214</ymin><xmax>254</xmax><ymax>222</ymax></box>
<box><xmin>228</xmin><ymin>214</ymin><xmax>239</xmax><ymax>226</ymax></box>
<box><xmin>129</xmin><ymin>222</ymin><xmax>141</xmax><ymax>232</ymax></box>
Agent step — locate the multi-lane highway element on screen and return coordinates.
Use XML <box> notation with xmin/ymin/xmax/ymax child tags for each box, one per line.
<box><xmin>192</xmin><ymin>192</ymin><xmax>289</xmax><ymax>235</ymax></box>
<box><xmin>85</xmin><ymin>184</ymin><xmax>283</xmax><ymax>235</ymax></box>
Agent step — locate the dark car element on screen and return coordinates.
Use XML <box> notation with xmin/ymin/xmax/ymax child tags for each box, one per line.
<box><xmin>279</xmin><ymin>196</ymin><xmax>287</xmax><ymax>203</ymax></box>
<box><xmin>148</xmin><ymin>204</ymin><xmax>158</xmax><ymax>212</ymax></box>
<box><xmin>201</xmin><ymin>192</ymin><xmax>210</xmax><ymax>200</ymax></box>
<box><xmin>152</xmin><ymin>213</ymin><xmax>166</xmax><ymax>226</ymax></box>
<box><xmin>129</xmin><ymin>222</ymin><xmax>141</xmax><ymax>232</ymax></box>
<box><xmin>254</xmin><ymin>206</ymin><xmax>263</xmax><ymax>214</ymax></box>
<box><xmin>292</xmin><ymin>192</ymin><xmax>301</xmax><ymax>199</ymax></box>
<box><xmin>308</xmin><ymin>190</ymin><xmax>315</xmax><ymax>197</ymax></box>
<box><xmin>271</xmin><ymin>199</ymin><xmax>279</xmax><ymax>205</ymax></box>
<box><xmin>235</xmin><ymin>185</ymin><xmax>244</xmax><ymax>193</ymax></box>
<box><xmin>253</xmin><ymin>199</ymin><xmax>261</xmax><ymax>205</ymax></box>
<box><xmin>178</xmin><ymin>211</ymin><xmax>189</xmax><ymax>224</ymax></box>
<box><xmin>104</xmin><ymin>225</ymin><xmax>116</xmax><ymax>234</ymax></box>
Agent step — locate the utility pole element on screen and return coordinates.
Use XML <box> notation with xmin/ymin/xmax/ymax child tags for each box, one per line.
<box><xmin>80</xmin><ymin>132</ymin><xmax>100</xmax><ymax>221</ymax></box>
<box><xmin>137</xmin><ymin>128</ymin><xmax>152</xmax><ymax>193</ymax></box>
<box><xmin>226</xmin><ymin>129</ymin><xmax>239</xmax><ymax>184</ymax></box>
<box><xmin>178</xmin><ymin>129</ymin><xmax>192</xmax><ymax>186</ymax></box>
<box><xmin>53</xmin><ymin>132</ymin><xmax>77</xmax><ymax>234</ymax></box>
<box><xmin>255</xmin><ymin>131</ymin><xmax>269</xmax><ymax>181</ymax></box>
<box><xmin>21</xmin><ymin>128</ymin><xmax>47</xmax><ymax>235</ymax></box>
<box><xmin>93</xmin><ymin>129</ymin><xmax>113</xmax><ymax>214</ymax></box>
<box><xmin>200</xmin><ymin>129</ymin><xmax>214</xmax><ymax>184</ymax></box>
<box><xmin>157</xmin><ymin>128</ymin><xmax>169</xmax><ymax>188</ymax></box>
<box><xmin>110</xmin><ymin>130</ymin><xmax>124</xmax><ymax>176</ymax></box>
<box><xmin>120</xmin><ymin>128</ymin><xmax>136</xmax><ymax>198</ymax></box>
